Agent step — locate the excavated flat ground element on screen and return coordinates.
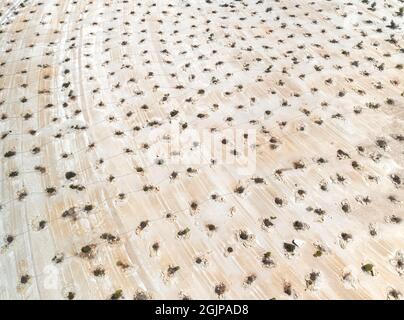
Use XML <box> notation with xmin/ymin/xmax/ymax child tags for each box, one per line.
<box><xmin>0</xmin><ymin>0</ymin><xmax>403</xmax><ymax>300</ymax></box>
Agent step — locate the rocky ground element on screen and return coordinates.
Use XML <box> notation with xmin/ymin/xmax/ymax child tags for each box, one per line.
<box><xmin>0</xmin><ymin>0</ymin><xmax>403</xmax><ymax>299</ymax></box>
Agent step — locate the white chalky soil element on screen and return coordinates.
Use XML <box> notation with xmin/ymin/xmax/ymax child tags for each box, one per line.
<box><xmin>0</xmin><ymin>0</ymin><xmax>403</xmax><ymax>299</ymax></box>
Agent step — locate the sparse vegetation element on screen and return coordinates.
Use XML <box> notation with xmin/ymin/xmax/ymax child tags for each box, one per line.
<box><xmin>0</xmin><ymin>0</ymin><xmax>401</xmax><ymax>300</ymax></box>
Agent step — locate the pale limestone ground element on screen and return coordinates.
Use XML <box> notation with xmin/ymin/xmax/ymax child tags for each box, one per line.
<box><xmin>0</xmin><ymin>0</ymin><xmax>403</xmax><ymax>299</ymax></box>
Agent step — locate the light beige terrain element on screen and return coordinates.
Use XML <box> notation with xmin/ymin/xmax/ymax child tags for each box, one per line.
<box><xmin>0</xmin><ymin>0</ymin><xmax>403</xmax><ymax>300</ymax></box>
